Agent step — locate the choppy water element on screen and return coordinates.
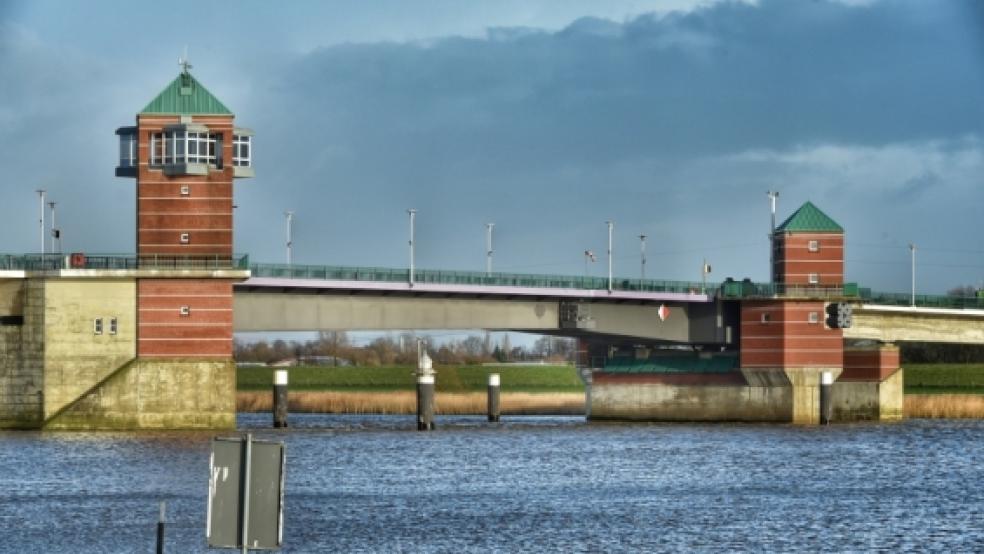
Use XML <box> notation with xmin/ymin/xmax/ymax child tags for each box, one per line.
<box><xmin>1</xmin><ymin>415</ymin><xmax>983</xmax><ymax>552</ymax></box>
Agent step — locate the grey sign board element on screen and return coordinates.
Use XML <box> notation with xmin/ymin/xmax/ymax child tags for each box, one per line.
<box><xmin>207</xmin><ymin>435</ymin><xmax>285</xmax><ymax>551</ymax></box>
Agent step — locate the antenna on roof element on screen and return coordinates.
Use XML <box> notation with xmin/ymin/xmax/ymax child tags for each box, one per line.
<box><xmin>178</xmin><ymin>46</ymin><xmax>193</xmax><ymax>74</ymax></box>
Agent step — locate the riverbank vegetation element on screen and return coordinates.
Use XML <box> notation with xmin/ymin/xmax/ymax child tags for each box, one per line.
<box><xmin>237</xmin><ymin>390</ymin><xmax>585</xmax><ymax>415</ymax></box>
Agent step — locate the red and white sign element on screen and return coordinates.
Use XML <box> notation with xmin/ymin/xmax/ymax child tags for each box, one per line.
<box><xmin>658</xmin><ymin>304</ymin><xmax>670</xmax><ymax>321</ymax></box>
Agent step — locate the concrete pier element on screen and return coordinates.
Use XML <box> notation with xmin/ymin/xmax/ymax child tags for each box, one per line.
<box><xmin>487</xmin><ymin>373</ymin><xmax>500</xmax><ymax>422</ymax></box>
<box><xmin>273</xmin><ymin>369</ymin><xmax>288</xmax><ymax>428</ymax></box>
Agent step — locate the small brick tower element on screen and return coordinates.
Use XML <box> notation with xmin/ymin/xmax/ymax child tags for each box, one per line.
<box><xmin>740</xmin><ymin>202</ymin><xmax>846</xmax><ymax>423</ymax></box>
<box><xmin>116</xmin><ymin>61</ymin><xmax>253</xmax><ymax>360</ymax></box>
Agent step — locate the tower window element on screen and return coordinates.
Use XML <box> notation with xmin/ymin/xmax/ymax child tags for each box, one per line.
<box><xmin>93</xmin><ymin>318</ymin><xmax>103</xmax><ymax>335</ymax></box>
<box><xmin>118</xmin><ymin>132</ymin><xmax>137</xmax><ymax>168</ymax></box>
<box><xmin>233</xmin><ymin>135</ymin><xmax>251</xmax><ymax>167</ymax></box>
<box><xmin>109</xmin><ymin>317</ymin><xmax>118</xmax><ymax>335</ymax></box>
<box><xmin>179</xmin><ymin>233</ymin><xmax>190</xmax><ymax>244</ymax></box>
<box><xmin>760</xmin><ymin>313</ymin><xmax>771</xmax><ymax>324</ymax></box>
<box><xmin>808</xmin><ymin>273</ymin><xmax>820</xmax><ymax>284</ymax></box>
<box><xmin>179</xmin><ymin>306</ymin><xmax>191</xmax><ymax>316</ymax></box>
<box><xmin>149</xmin><ymin>130</ymin><xmax>222</xmax><ymax>168</ymax></box>
<box><xmin>808</xmin><ymin>312</ymin><xmax>819</xmax><ymax>324</ymax></box>
<box><xmin>180</xmin><ymin>185</ymin><xmax>190</xmax><ymax>196</ymax></box>
<box><xmin>808</xmin><ymin>240</ymin><xmax>819</xmax><ymax>252</ymax></box>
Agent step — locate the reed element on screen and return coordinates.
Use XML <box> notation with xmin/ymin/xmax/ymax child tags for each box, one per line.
<box><xmin>905</xmin><ymin>394</ymin><xmax>984</xmax><ymax>419</ymax></box>
<box><xmin>237</xmin><ymin>390</ymin><xmax>585</xmax><ymax>415</ymax></box>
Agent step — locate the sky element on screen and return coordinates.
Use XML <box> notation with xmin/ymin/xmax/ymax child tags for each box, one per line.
<box><xmin>1</xmin><ymin>0</ymin><xmax>983</xmax><ymax>297</ymax></box>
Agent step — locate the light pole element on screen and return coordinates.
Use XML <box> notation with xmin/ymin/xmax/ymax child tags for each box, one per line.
<box><xmin>767</xmin><ymin>191</ymin><xmax>779</xmax><ymax>283</ymax></box>
<box><xmin>639</xmin><ymin>234</ymin><xmax>647</xmax><ymax>284</ymax></box>
<box><xmin>408</xmin><ymin>209</ymin><xmax>417</xmax><ymax>287</ymax></box>
<box><xmin>48</xmin><ymin>201</ymin><xmax>58</xmax><ymax>253</ymax></box>
<box><xmin>284</xmin><ymin>211</ymin><xmax>294</xmax><ymax>266</ymax></box>
<box><xmin>35</xmin><ymin>189</ymin><xmax>47</xmax><ymax>257</ymax></box>
<box><xmin>909</xmin><ymin>243</ymin><xmax>916</xmax><ymax>307</ymax></box>
<box><xmin>606</xmin><ymin>221</ymin><xmax>614</xmax><ymax>293</ymax></box>
<box><xmin>486</xmin><ymin>222</ymin><xmax>494</xmax><ymax>277</ymax></box>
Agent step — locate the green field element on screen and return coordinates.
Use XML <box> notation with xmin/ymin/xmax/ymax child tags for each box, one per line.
<box><xmin>237</xmin><ymin>364</ymin><xmax>585</xmax><ymax>393</ymax></box>
<box><xmin>904</xmin><ymin>364</ymin><xmax>984</xmax><ymax>395</ymax></box>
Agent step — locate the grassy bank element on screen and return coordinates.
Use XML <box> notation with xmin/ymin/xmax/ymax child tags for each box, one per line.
<box><xmin>905</xmin><ymin>394</ymin><xmax>984</xmax><ymax>418</ymax></box>
<box><xmin>237</xmin><ymin>364</ymin><xmax>585</xmax><ymax>393</ymax></box>
<box><xmin>904</xmin><ymin>363</ymin><xmax>984</xmax><ymax>395</ymax></box>
<box><xmin>237</xmin><ymin>390</ymin><xmax>585</xmax><ymax>415</ymax></box>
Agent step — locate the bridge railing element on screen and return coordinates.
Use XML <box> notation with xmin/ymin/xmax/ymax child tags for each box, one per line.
<box><xmin>858</xmin><ymin>289</ymin><xmax>984</xmax><ymax>310</ymax></box>
<box><xmin>718</xmin><ymin>279</ymin><xmax>984</xmax><ymax>310</ymax></box>
<box><xmin>248</xmin><ymin>262</ymin><xmax>716</xmax><ymax>295</ymax></box>
<box><xmin>0</xmin><ymin>253</ymin><xmax>250</xmax><ymax>271</ymax></box>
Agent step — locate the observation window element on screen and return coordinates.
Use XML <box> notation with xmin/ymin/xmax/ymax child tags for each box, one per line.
<box><xmin>233</xmin><ymin>135</ymin><xmax>251</xmax><ymax>167</ymax></box>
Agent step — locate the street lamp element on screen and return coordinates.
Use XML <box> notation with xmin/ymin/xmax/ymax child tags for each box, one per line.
<box><xmin>909</xmin><ymin>243</ymin><xmax>916</xmax><ymax>307</ymax></box>
<box><xmin>606</xmin><ymin>221</ymin><xmax>614</xmax><ymax>293</ymax></box>
<box><xmin>36</xmin><ymin>189</ymin><xmax>46</xmax><ymax>256</ymax></box>
<box><xmin>284</xmin><ymin>211</ymin><xmax>294</xmax><ymax>265</ymax></box>
<box><xmin>408</xmin><ymin>209</ymin><xmax>417</xmax><ymax>287</ymax></box>
<box><xmin>639</xmin><ymin>234</ymin><xmax>647</xmax><ymax>284</ymax></box>
<box><xmin>767</xmin><ymin>190</ymin><xmax>779</xmax><ymax>283</ymax></box>
<box><xmin>486</xmin><ymin>222</ymin><xmax>494</xmax><ymax>277</ymax></box>
<box><xmin>48</xmin><ymin>201</ymin><xmax>59</xmax><ymax>253</ymax></box>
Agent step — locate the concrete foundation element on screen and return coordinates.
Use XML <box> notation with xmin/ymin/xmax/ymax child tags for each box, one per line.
<box><xmin>590</xmin><ymin>367</ymin><xmax>902</xmax><ymax>424</ymax></box>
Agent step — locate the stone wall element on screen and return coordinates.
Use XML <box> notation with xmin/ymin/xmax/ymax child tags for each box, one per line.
<box><xmin>0</xmin><ymin>279</ymin><xmax>43</xmax><ymax>428</ymax></box>
<box><xmin>45</xmin><ymin>358</ymin><xmax>236</xmax><ymax>430</ymax></box>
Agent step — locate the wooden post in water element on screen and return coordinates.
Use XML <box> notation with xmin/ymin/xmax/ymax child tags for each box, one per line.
<box><xmin>820</xmin><ymin>371</ymin><xmax>833</xmax><ymax>425</ymax></box>
<box><xmin>156</xmin><ymin>501</ymin><xmax>165</xmax><ymax>554</ymax></box>
<box><xmin>487</xmin><ymin>373</ymin><xmax>501</xmax><ymax>422</ymax></box>
<box><xmin>416</xmin><ymin>348</ymin><xmax>435</xmax><ymax>431</ymax></box>
<box><xmin>273</xmin><ymin>369</ymin><xmax>288</xmax><ymax>428</ymax></box>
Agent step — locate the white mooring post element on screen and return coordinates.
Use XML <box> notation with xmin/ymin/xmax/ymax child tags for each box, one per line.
<box><xmin>273</xmin><ymin>369</ymin><xmax>288</xmax><ymax>428</ymax></box>
<box><xmin>416</xmin><ymin>346</ymin><xmax>435</xmax><ymax>431</ymax></box>
<box><xmin>487</xmin><ymin>373</ymin><xmax>501</xmax><ymax>423</ymax></box>
<box><xmin>820</xmin><ymin>371</ymin><xmax>833</xmax><ymax>425</ymax></box>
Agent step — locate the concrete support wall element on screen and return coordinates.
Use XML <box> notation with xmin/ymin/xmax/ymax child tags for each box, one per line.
<box><xmin>590</xmin><ymin>381</ymin><xmax>793</xmax><ymax>422</ymax></box>
<box><xmin>831</xmin><ymin>369</ymin><xmax>903</xmax><ymax>421</ymax></box>
<box><xmin>45</xmin><ymin>359</ymin><xmax>236</xmax><ymax>430</ymax></box>
<box><xmin>42</xmin><ymin>279</ymin><xmax>136</xmax><ymax>417</ymax></box>
<box><xmin>0</xmin><ymin>279</ymin><xmax>43</xmax><ymax>428</ymax></box>
<box><xmin>844</xmin><ymin>309</ymin><xmax>984</xmax><ymax>344</ymax></box>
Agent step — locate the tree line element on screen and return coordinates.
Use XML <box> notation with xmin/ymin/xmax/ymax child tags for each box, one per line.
<box><xmin>234</xmin><ymin>331</ymin><xmax>576</xmax><ymax>366</ymax></box>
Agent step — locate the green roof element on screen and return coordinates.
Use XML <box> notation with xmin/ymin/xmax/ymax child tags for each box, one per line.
<box><xmin>776</xmin><ymin>201</ymin><xmax>843</xmax><ymax>233</ymax></box>
<box><xmin>140</xmin><ymin>71</ymin><xmax>232</xmax><ymax>115</ymax></box>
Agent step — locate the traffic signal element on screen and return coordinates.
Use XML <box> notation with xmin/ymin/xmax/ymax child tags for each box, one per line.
<box><xmin>825</xmin><ymin>302</ymin><xmax>853</xmax><ymax>329</ymax></box>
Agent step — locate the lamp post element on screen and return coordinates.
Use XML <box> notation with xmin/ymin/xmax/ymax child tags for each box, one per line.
<box><xmin>639</xmin><ymin>234</ymin><xmax>647</xmax><ymax>285</ymax></box>
<box><xmin>48</xmin><ymin>201</ymin><xmax>58</xmax><ymax>253</ymax></box>
<box><xmin>486</xmin><ymin>222</ymin><xmax>494</xmax><ymax>277</ymax></box>
<box><xmin>767</xmin><ymin>191</ymin><xmax>779</xmax><ymax>283</ymax></box>
<box><xmin>606</xmin><ymin>221</ymin><xmax>614</xmax><ymax>293</ymax></box>
<box><xmin>909</xmin><ymin>243</ymin><xmax>916</xmax><ymax>307</ymax></box>
<box><xmin>36</xmin><ymin>189</ymin><xmax>46</xmax><ymax>256</ymax></box>
<box><xmin>408</xmin><ymin>209</ymin><xmax>417</xmax><ymax>287</ymax></box>
<box><xmin>284</xmin><ymin>211</ymin><xmax>294</xmax><ymax>266</ymax></box>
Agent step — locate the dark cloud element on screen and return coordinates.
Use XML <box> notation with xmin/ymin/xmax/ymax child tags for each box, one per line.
<box><xmin>1</xmin><ymin>1</ymin><xmax>982</xmax><ymax>294</ymax></box>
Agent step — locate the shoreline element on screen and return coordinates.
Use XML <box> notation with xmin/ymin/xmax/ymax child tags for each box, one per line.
<box><xmin>238</xmin><ymin>390</ymin><xmax>586</xmax><ymax>416</ymax></box>
<box><xmin>239</xmin><ymin>391</ymin><xmax>984</xmax><ymax>419</ymax></box>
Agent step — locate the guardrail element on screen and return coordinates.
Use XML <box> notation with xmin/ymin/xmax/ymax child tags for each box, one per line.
<box><xmin>718</xmin><ymin>281</ymin><xmax>860</xmax><ymax>299</ymax></box>
<box><xmin>0</xmin><ymin>253</ymin><xmax>250</xmax><ymax>271</ymax></box>
<box><xmin>249</xmin><ymin>262</ymin><xmax>716</xmax><ymax>295</ymax></box>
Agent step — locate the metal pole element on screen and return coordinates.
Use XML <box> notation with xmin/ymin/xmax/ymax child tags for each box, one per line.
<box><xmin>48</xmin><ymin>201</ymin><xmax>57</xmax><ymax>254</ymax></box>
<box><xmin>606</xmin><ymin>221</ymin><xmax>614</xmax><ymax>293</ymax></box>
<box><xmin>487</xmin><ymin>373</ymin><xmax>500</xmax><ymax>422</ymax></box>
<box><xmin>408</xmin><ymin>209</ymin><xmax>416</xmax><ymax>287</ymax></box>
<box><xmin>273</xmin><ymin>369</ymin><xmax>288</xmax><ymax>428</ymax></box>
<box><xmin>820</xmin><ymin>371</ymin><xmax>833</xmax><ymax>424</ymax></box>
<box><xmin>36</xmin><ymin>189</ymin><xmax>46</xmax><ymax>257</ymax></box>
<box><xmin>767</xmin><ymin>191</ymin><xmax>779</xmax><ymax>283</ymax></box>
<box><xmin>284</xmin><ymin>211</ymin><xmax>294</xmax><ymax>266</ymax></box>
<box><xmin>241</xmin><ymin>433</ymin><xmax>252</xmax><ymax>554</ymax></box>
<box><xmin>910</xmin><ymin>243</ymin><xmax>916</xmax><ymax>307</ymax></box>
<box><xmin>156</xmin><ymin>501</ymin><xmax>165</xmax><ymax>554</ymax></box>
<box><xmin>486</xmin><ymin>223</ymin><xmax>494</xmax><ymax>277</ymax></box>
<box><xmin>639</xmin><ymin>234</ymin><xmax>647</xmax><ymax>285</ymax></box>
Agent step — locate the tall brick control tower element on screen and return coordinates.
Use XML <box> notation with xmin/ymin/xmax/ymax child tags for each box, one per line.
<box><xmin>116</xmin><ymin>64</ymin><xmax>252</xmax><ymax>360</ymax></box>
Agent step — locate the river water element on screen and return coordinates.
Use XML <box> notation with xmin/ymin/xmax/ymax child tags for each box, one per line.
<box><xmin>1</xmin><ymin>415</ymin><xmax>983</xmax><ymax>552</ymax></box>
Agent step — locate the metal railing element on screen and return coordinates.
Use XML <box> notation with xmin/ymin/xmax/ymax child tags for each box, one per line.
<box><xmin>0</xmin><ymin>253</ymin><xmax>250</xmax><ymax>271</ymax></box>
<box><xmin>718</xmin><ymin>281</ymin><xmax>860</xmax><ymax>300</ymax></box>
<box><xmin>249</xmin><ymin>262</ymin><xmax>716</xmax><ymax>295</ymax></box>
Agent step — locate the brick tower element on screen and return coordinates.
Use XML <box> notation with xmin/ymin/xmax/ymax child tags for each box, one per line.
<box><xmin>740</xmin><ymin>202</ymin><xmax>846</xmax><ymax>423</ymax></box>
<box><xmin>116</xmin><ymin>63</ymin><xmax>252</xmax><ymax>360</ymax></box>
